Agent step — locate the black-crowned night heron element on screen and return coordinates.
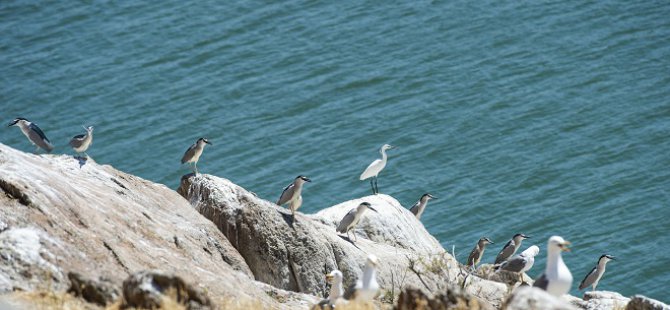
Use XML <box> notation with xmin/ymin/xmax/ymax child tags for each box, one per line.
<box><xmin>495</xmin><ymin>233</ymin><xmax>531</xmax><ymax>264</ymax></box>
<box><xmin>359</xmin><ymin>144</ymin><xmax>396</xmax><ymax>194</ymax></box>
<box><xmin>69</xmin><ymin>126</ymin><xmax>94</xmax><ymax>158</ymax></box>
<box><xmin>409</xmin><ymin>193</ymin><xmax>437</xmax><ymax>220</ymax></box>
<box><xmin>181</xmin><ymin>138</ymin><xmax>212</xmax><ymax>175</ymax></box>
<box><xmin>533</xmin><ymin>236</ymin><xmax>573</xmax><ymax>297</ymax></box>
<box><xmin>579</xmin><ymin>254</ymin><xmax>615</xmax><ymax>291</ymax></box>
<box><xmin>467</xmin><ymin>237</ymin><xmax>494</xmax><ymax>269</ymax></box>
<box><xmin>276</xmin><ymin>175</ymin><xmax>311</xmax><ymax>221</ymax></box>
<box><xmin>336</xmin><ymin>202</ymin><xmax>378</xmax><ymax>242</ymax></box>
<box><xmin>8</xmin><ymin>117</ymin><xmax>54</xmax><ymax>153</ymax></box>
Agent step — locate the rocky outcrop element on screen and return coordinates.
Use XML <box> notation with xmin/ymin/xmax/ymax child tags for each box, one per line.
<box><xmin>67</xmin><ymin>272</ymin><xmax>119</xmax><ymax>306</ymax></box>
<box><xmin>0</xmin><ymin>143</ymin><xmax>311</xmax><ymax>308</ymax></box>
<box><xmin>503</xmin><ymin>287</ymin><xmax>579</xmax><ymax>310</ymax></box>
<box><xmin>396</xmin><ymin>286</ymin><xmax>491</xmax><ymax>310</ymax></box>
<box><xmin>121</xmin><ymin>270</ymin><xmax>211</xmax><ymax>309</ymax></box>
<box><xmin>626</xmin><ymin>295</ymin><xmax>670</xmax><ymax>310</ymax></box>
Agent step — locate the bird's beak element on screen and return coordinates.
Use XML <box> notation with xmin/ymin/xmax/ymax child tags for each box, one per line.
<box><xmin>523</xmin><ymin>235</ymin><xmax>531</xmax><ymax>239</ymax></box>
<box><xmin>7</xmin><ymin>121</ymin><xmax>15</xmax><ymax>127</ymax></box>
<box><xmin>610</xmin><ymin>256</ymin><xmax>617</xmax><ymax>260</ymax></box>
<box><xmin>305</xmin><ymin>178</ymin><xmax>312</xmax><ymax>182</ymax></box>
<box><xmin>368</xmin><ymin>206</ymin><xmax>378</xmax><ymax>213</ymax></box>
<box><xmin>206</xmin><ymin>141</ymin><xmax>213</xmax><ymax>145</ymax></box>
<box><xmin>325</xmin><ymin>274</ymin><xmax>333</xmax><ymax>282</ymax></box>
<box><xmin>560</xmin><ymin>241</ymin><xmax>571</xmax><ymax>252</ymax></box>
<box><xmin>389</xmin><ymin>145</ymin><xmax>397</xmax><ymax>149</ymax></box>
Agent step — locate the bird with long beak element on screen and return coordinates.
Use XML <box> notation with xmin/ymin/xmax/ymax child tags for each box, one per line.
<box><xmin>534</xmin><ymin>236</ymin><xmax>573</xmax><ymax>297</ymax></box>
<box><xmin>495</xmin><ymin>233</ymin><xmax>531</xmax><ymax>264</ymax></box>
<box><xmin>579</xmin><ymin>254</ymin><xmax>615</xmax><ymax>291</ymax></box>
<box><xmin>336</xmin><ymin>202</ymin><xmax>378</xmax><ymax>242</ymax></box>
<box><xmin>359</xmin><ymin>144</ymin><xmax>397</xmax><ymax>194</ymax></box>
<box><xmin>467</xmin><ymin>237</ymin><xmax>494</xmax><ymax>269</ymax></box>
<box><xmin>409</xmin><ymin>193</ymin><xmax>437</xmax><ymax>220</ymax></box>
<box><xmin>354</xmin><ymin>255</ymin><xmax>380</xmax><ymax>301</ymax></box>
<box><xmin>277</xmin><ymin>175</ymin><xmax>312</xmax><ymax>221</ymax></box>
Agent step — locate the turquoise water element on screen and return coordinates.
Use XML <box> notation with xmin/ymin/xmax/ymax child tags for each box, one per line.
<box><xmin>2</xmin><ymin>0</ymin><xmax>669</xmax><ymax>300</ymax></box>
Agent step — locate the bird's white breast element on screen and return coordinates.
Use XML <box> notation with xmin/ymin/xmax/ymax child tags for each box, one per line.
<box><xmin>547</xmin><ymin>260</ymin><xmax>573</xmax><ymax>296</ymax></box>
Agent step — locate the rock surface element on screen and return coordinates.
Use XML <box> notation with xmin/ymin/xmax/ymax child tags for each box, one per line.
<box><xmin>121</xmin><ymin>270</ymin><xmax>211</xmax><ymax>309</ymax></box>
<box><xmin>503</xmin><ymin>287</ymin><xmax>579</xmax><ymax>310</ymax></box>
<box><xmin>0</xmin><ymin>143</ymin><xmax>311</xmax><ymax>308</ymax></box>
<box><xmin>67</xmin><ymin>272</ymin><xmax>119</xmax><ymax>306</ymax></box>
<box><xmin>626</xmin><ymin>295</ymin><xmax>670</xmax><ymax>310</ymax></box>
<box><xmin>396</xmin><ymin>286</ymin><xmax>491</xmax><ymax>310</ymax></box>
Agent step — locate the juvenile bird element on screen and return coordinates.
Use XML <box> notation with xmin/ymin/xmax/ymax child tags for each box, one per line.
<box><xmin>467</xmin><ymin>237</ymin><xmax>494</xmax><ymax>269</ymax></box>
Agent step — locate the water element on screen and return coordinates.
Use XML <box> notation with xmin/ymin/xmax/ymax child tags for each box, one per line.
<box><xmin>1</xmin><ymin>0</ymin><xmax>668</xmax><ymax>301</ymax></box>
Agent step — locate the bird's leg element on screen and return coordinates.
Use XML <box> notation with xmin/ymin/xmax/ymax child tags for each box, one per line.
<box><xmin>84</xmin><ymin>152</ymin><xmax>90</xmax><ymax>159</ymax></box>
<box><xmin>369</xmin><ymin>179</ymin><xmax>375</xmax><ymax>195</ymax></box>
<box><xmin>194</xmin><ymin>162</ymin><xmax>199</xmax><ymax>175</ymax></box>
<box><xmin>374</xmin><ymin>177</ymin><xmax>379</xmax><ymax>194</ymax></box>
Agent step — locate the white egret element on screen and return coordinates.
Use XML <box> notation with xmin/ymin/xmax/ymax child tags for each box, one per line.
<box><xmin>359</xmin><ymin>144</ymin><xmax>396</xmax><ymax>194</ymax></box>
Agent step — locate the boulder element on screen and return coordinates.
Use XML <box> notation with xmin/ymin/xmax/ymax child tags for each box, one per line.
<box><xmin>573</xmin><ymin>291</ymin><xmax>631</xmax><ymax>310</ymax></box>
<box><xmin>177</xmin><ymin>174</ymin><xmax>460</xmax><ymax>299</ymax></box>
<box><xmin>0</xmin><ymin>143</ymin><xmax>310</xmax><ymax>308</ymax></box>
<box><xmin>503</xmin><ymin>286</ymin><xmax>579</xmax><ymax>310</ymax></box>
<box><xmin>626</xmin><ymin>295</ymin><xmax>670</xmax><ymax>310</ymax></box>
<box><xmin>121</xmin><ymin>270</ymin><xmax>211</xmax><ymax>309</ymax></box>
<box><xmin>396</xmin><ymin>286</ymin><xmax>492</xmax><ymax>310</ymax></box>
<box><xmin>67</xmin><ymin>272</ymin><xmax>119</xmax><ymax>306</ymax></box>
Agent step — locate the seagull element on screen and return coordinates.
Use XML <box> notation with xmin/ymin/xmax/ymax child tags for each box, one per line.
<box><xmin>409</xmin><ymin>193</ymin><xmax>437</xmax><ymax>220</ymax></box>
<box><xmin>325</xmin><ymin>270</ymin><xmax>346</xmax><ymax>306</ymax></box>
<box><xmin>495</xmin><ymin>233</ymin><xmax>531</xmax><ymax>264</ymax></box>
<box><xmin>359</xmin><ymin>144</ymin><xmax>396</xmax><ymax>194</ymax></box>
<box><xmin>276</xmin><ymin>175</ymin><xmax>311</xmax><ymax>221</ymax></box>
<box><xmin>8</xmin><ymin>118</ymin><xmax>54</xmax><ymax>153</ymax></box>
<box><xmin>533</xmin><ymin>236</ymin><xmax>573</xmax><ymax>297</ymax></box>
<box><xmin>495</xmin><ymin>245</ymin><xmax>540</xmax><ymax>283</ymax></box>
<box><xmin>579</xmin><ymin>254</ymin><xmax>615</xmax><ymax>291</ymax></box>
<box><xmin>69</xmin><ymin>126</ymin><xmax>94</xmax><ymax>158</ymax></box>
<box><xmin>336</xmin><ymin>202</ymin><xmax>378</xmax><ymax>242</ymax></box>
<box><xmin>181</xmin><ymin>138</ymin><xmax>212</xmax><ymax>174</ymax></box>
<box><xmin>354</xmin><ymin>255</ymin><xmax>380</xmax><ymax>301</ymax></box>
<box><xmin>467</xmin><ymin>237</ymin><xmax>494</xmax><ymax>269</ymax></box>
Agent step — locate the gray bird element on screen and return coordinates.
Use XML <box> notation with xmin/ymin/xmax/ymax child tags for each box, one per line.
<box><xmin>495</xmin><ymin>233</ymin><xmax>531</xmax><ymax>264</ymax></box>
<box><xmin>336</xmin><ymin>202</ymin><xmax>378</xmax><ymax>242</ymax></box>
<box><xmin>69</xmin><ymin>126</ymin><xmax>94</xmax><ymax>158</ymax></box>
<box><xmin>467</xmin><ymin>237</ymin><xmax>494</xmax><ymax>269</ymax></box>
<box><xmin>277</xmin><ymin>175</ymin><xmax>311</xmax><ymax>220</ymax></box>
<box><xmin>409</xmin><ymin>193</ymin><xmax>437</xmax><ymax>220</ymax></box>
<box><xmin>181</xmin><ymin>138</ymin><xmax>212</xmax><ymax>174</ymax></box>
<box><xmin>579</xmin><ymin>254</ymin><xmax>615</xmax><ymax>291</ymax></box>
<box><xmin>496</xmin><ymin>245</ymin><xmax>540</xmax><ymax>283</ymax></box>
<box><xmin>8</xmin><ymin>118</ymin><xmax>54</xmax><ymax>153</ymax></box>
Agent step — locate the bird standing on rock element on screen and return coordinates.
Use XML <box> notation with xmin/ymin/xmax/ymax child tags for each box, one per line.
<box><xmin>323</xmin><ymin>270</ymin><xmax>346</xmax><ymax>307</ymax></box>
<box><xmin>579</xmin><ymin>254</ymin><xmax>615</xmax><ymax>292</ymax></box>
<box><xmin>467</xmin><ymin>237</ymin><xmax>494</xmax><ymax>269</ymax></box>
<box><xmin>69</xmin><ymin>126</ymin><xmax>94</xmax><ymax>159</ymax></box>
<box><xmin>533</xmin><ymin>236</ymin><xmax>573</xmax><ymax>297</ymax></box>
<box><xmin>336</xmin><ymin>202</ymin><xmax>378</xmax><ymax>242</ymax></box>
<box><xmin>181</xmin><ymin>138</ymin><xmax>212</xmax><ymax>175</ymax></box>
<box><xmin>8</xmin><ymin>118</ymin><xmax>54</xmax><ymax>153</ymax></box>
<box><xmin>409</xmin><ymin>193</ymin><xmax>437</xmax><ymax>220</ymax></box>
<box><xmin>277</xmin><ymin>175</ymin><xmax>311</xmax><ymax>221</ymax></box>
<box><xmin>359</xmin><ymin>144</ymin><xmax>396</xmax><ymax>194</ymax></box>
<box><xmin>495</xmin><ymin>233</ymin><xmax>531</xmax><ymax>264</ymax></box>
<box><xmin>353</xmin><ymin>255</ymin><xmax>380</xmax><ymax>301</ymax></box>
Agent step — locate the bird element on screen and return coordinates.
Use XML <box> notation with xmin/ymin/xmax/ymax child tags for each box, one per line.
<box><xmin>533</xmin><ymin>236</ymin><xmax>573</xmax><ymax>297</ymax></box>
<box><xmin>180</xmin><ymin>138</ymin><xmax>212</xmax><ymax>174</ymax></box>
<box><xmin>353</xmin><ymin>254</ymin><xmax>380</xmax><ymax>301</ymax></box>
<box><xmin>467</xmin><ymin>237</ymin><xmax>494</xmax><ymax>269</ymax></box>
<box><xmin>579</xmin><ymin>254</ymin><xmax>615</xmax><ymax>291</ymax></box>
<box><xmin>409</xmin><ymin>193</ymin><xmax>437</xmax><ymax>220</ymax></box>
<box><xmin>276</xmin><ymin>175</ymin><xmax>311</xmax><ymax>220</ymax></box>
<box><xmin>69</xmin><ymin>126</ymin><xmax>94</xmax><ymax>158</ymax></box>
<box><xmin>8</xmin><ymin>118</ymin><xmax>54</xmax><ymax>153</ymax></box>
<box><xmin>494</xmin><ymin>233</ymin><xmax>531</xmax><ymax>264</ymax></box>
<box><xmin>495</xmin><ymin>245</ymin><xmax>540</xmax><ymax>283</ymax></box>
<box><xmin>336</xmin><ymin>202</ymin><xmax>378</xmax><ymax>242</ymax></box>
<box><xmin>324</xmin><ymin>270</ymin><xmax>346</xmax><ymax>307</ymax></box>
<box><xmin>359</xmin><ymin>144</ymin><xmax>396</xmax><ymax>194</ymax></box>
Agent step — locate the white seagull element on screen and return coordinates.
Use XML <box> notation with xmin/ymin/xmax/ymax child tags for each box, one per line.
<box><xmin>354</xmin><ymin>254</ymin><xmax>380</xmax><ymax>301</ymax></box>
<box><xmin>533</xmin><ymin>236</ymin><xmax>573</xmax><ymax>297</ymax></box>
<box><xmin>359</xmin><ymin>144</ymin><xmax>396</xmax><ymax>194</ymax></box>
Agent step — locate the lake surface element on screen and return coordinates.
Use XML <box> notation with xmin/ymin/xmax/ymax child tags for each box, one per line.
<box><xmin>1</xmin><ymin>0</ymin><xmax>668</xmax><ymax>300</ymax></box>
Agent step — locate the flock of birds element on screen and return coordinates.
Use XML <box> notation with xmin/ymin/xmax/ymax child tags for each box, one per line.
<box><xmin>8</xmin><ymin>117</ymin><xmax>616</xmax><ymax>306</ymax></box>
